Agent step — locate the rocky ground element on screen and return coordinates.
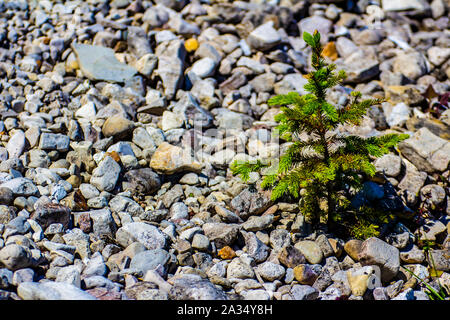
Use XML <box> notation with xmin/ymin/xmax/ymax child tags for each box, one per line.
<box><xmin>0</xmin><ymin>0</ymin><xmax>449</xmax><ymax>300</ymax></box>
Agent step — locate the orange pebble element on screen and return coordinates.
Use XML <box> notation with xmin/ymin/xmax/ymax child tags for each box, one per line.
<box><xmin>218</xmin><ymin>246</ymin><xmax>236</xmax><ymax>260</ymax></box>
<box><xmin>185</xmin><ymin>38</ymin><xmax>199</xmax><ymax>52</ymax></box>
<box><xmin>322</xmin><ymin>42</ymin><xmax>338</xmax><ymax>61</ymax></box>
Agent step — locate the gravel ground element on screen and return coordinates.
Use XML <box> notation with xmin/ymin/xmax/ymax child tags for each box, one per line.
<box><xmin>0</xmin><ymin>0</ymin><xmax>449</xmax><ymax>300</ymax></box>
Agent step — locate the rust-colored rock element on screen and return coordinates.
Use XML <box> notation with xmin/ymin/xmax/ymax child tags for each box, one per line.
<box><xmin>218</xmin><ymin>246</ymin><xmax>236</xmax><ymax>260</ymax></box>
<box><xmin>322</xmin><ymin>42</ymin><xmax>338</xmax><ymax>60</ymax></box>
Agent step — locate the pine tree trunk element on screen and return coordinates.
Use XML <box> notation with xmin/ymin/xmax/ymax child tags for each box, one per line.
<box><xmin>319</xmin><ymin>131</ymin><xmax>336</xmax><ymax>225</ymax></box>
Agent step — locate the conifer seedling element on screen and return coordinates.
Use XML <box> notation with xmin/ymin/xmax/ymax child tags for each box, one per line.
<box><xmin>231</xmin><ymin>30</ymin><xmax>409</xmax><ymax>236</ymax></box>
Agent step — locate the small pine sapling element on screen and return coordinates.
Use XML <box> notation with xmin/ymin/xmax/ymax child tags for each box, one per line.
<box><xmin>231</xmin><ymin>30</ymin><xmax>409</xmax><ymax>235</ymax></box>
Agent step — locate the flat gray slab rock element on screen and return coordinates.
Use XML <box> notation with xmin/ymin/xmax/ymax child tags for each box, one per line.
<box><xmin>72</xmin><ymin>43</ymin><xmax>137</xmax><ymax>82</ymax></box>
<box><xmin>17</xmin><ymin>281</ymin><xmax>97</xmax><ymax>300</ymax></box>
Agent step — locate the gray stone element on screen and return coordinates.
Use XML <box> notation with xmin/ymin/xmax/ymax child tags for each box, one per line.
<box><xmin>294</xmin><ymin>241</ymin><xmax>324</xmax><ymax>265</ymax></box>
<box><xmin>255</xmin><ymin>262</ymin><xmax>285</xmax><ymax>282</ymax></box>
<box><xmin>236</xmin><ymin>57</ymin><xmax>265</xmax><ymax>74</ymax></box>
<box><xmin>90</xmin><ymin>156</ymin><xmax>121</xmax><ymax>192</ymax></box>
<box><xmin>83</xmin><ymin>275</ymin><xmax>119</xmax><ymax>291</ymax></box>
<box><xmin>132</xmin><ymin>127</ymin><xmax>157</xmax><ymax>151</ymax></box>
<box><xmin>243</xmin><ymin>231</ymin><xmax>270</xmax><ymax>263</ymax></box>
<box><xmin>358</xmin><ymin>237</ymin><xmax>400</xmax><ymax>282</ymax></box>
<box><xmin>427</xmin><ymin>47</ymin><xmax>450</xmax><ymax>67</ymax></box>
<box><xmin>202</xmin><ymin>223</ymin><xmax>240</xmax><ymax>249</ymax></box>
<box><xmin>79</xmin><ymin>184</ymin><xmax>100</xmax><ymax>200</ymax></box>
<box><xmin>319</xmin><ymin>286</ymin><xmax>344</xmax><ymax>300</ymax></box>
<box><xmin>155</xmin><ymin>40</ymin><xmax>186</xmax><ymax>100</ymax></box>
<box><xmin>0</xmin><ymin>268</ymin><xmax>13</xmax><ymax>289</ymax></box>
<box><xmin>12</xmin><ymin>268</ymin><xmax>35</xmax><ymax>286</ymax></box>
<box><xmin>169</xmin><ymin>202</ymin><xmax>189</xmax><ymax>221</ymax></box>
<box><xmin>374</xmin><ymin>154</ymin><xmax>402</xmax><ymax>177</ymax></box>
<box><xmin>400</xmin><ymin>245</ymin><xmax>425</xmax><ymax>264</ymax></box>
<box><xmin>17</xmin><ymin>281</ymin><xmax>97</xmax><ymax>300</ymax></box>
<box><xmin>39</xmin><ymin>133</ymin><xmax>70</xmax><ymax>152</ymax></box>
<box><xmin>393</xmin><ymin>51</ymin><xmax>430</xmax><ymax>81</ymax></box>
<box><xmin>399</xmin><ymin>128</ymin><xmax>450</xmax><ymax>173</ymax></box>
<box><xmin>420</xmin><ymin>185</ymin><xmax>446</xmax><ymax>209</ymax></box>
<box><xmin>83</xmin><ymin>252</ymin><xmax>107</xmax><ymax>277</ymax></box>
<box><xmin>385</xmin><ymin>232</ymin><xmax>411</xmax><ymax>249</ymax></box>
<box><xmin>135</xmin><ymin>53</ymin><xmax>158</xmax><ymax>78</ymax></box>
<box><xmin>290</xmin><ymin>284</ymin><xmax>319</xmax><ymax>300</ymax></box>
<box><xmin>382</xmin><ymin>0</ymin><xmax>428</xmax><ymax>12</ymax></box>
<box><xmin>89</xmin><ymin>209</ymin><xmax>116</xmax><ymax>238</ymax></box>
<box><xmin>391</xmin><ymin>288</ymin><xmax>415</xmax><ymax>300</ymax></box>
<box><xmin>72</xmin><ymin>43</ymin><xmax>137</xmax><ymax>82</ymax></box>
<box><xmin>298</xmin><ymin>16</ymin><xmax>333</xmax><ymax>40</ymax></box>
<box><xmin>206</xmin><ymin>261</ymin><xmax>228</xmax><ymax>278</ymax></box>
<box><xmin>191</xmin><ymin>234</ymin><xmax>210</xmax><ymax>251</ymax></box>
<box><xmin>190</xmin><ymin>57</ymin><xmax>217</xmax><ymax>78</ymax></box>
<box><xmin>0</xmin><ymin>178</ymin><xmax>38</xmax><ymax>196</ymax></box>
<box><xmin>168</xmin><ymin>274</ymin><xmax>227</xmax><ymax>300</ymax></box>
<box><xmin>315</xmin><ymin>235</ymin><xmax>335</xmax><ymax>258</ymax></box>
<box><xmin>247</xmin><ymin>21</ymin><xmax>281</xmax><ymax>51</ymax></box>
<box><xmin>55</xmin><ymin>266</ymin><xmax>81</xmax><ymax>287</ymax></box>
<box><xmin>274</xmin><ymin>73</ymin><xmax>309</xmax><ymax>96</ymax></box>
<box><xmin>123</xmin><ymin>168</ymin><xmax>161</xmax><ymax>195</ymax></box>
<box><xmin>336</xmin><ymin>37</ymin><xmax>359</xmax><ymax>59</ymax></box>
<box><xmin>241</xmin><ymin>289</ymin><xmax>271</xmax><ymax>300</ymax></box>
<box><xmin>242</xmin><ymin>215</ymin><xmax>274</xmax><ymax>232</ymax></box>
<box><xmin>127</xmin><ymin>26</ymin><xmax>152</xmax><ymax>59</ymax></box>
<box><xmin>373</xmin><ymin>287</ymin><xmax>389</xmax><ymax>300</ymax></box>
<box><xmin>169</xmin><ymin>15</ymin><xmax>200</xmax><ymax>35</ymax></box>
<box><xmin>62</xmin><ymin>229</ymin><xmax>91</xmax><ymax>260</ymax></box>
<box><xmin>0</xmin><ymin>244</ymin><xmax>33</xmax><ymax>271</ymax></box>
<box><xmin>397</xmin><ymin>160</ymin><xmax>427</xmax><ymax>207</ymax></box>
<box><xmin>172</xmin><ymin>92</ymin><xmax>214</xmax><ymax>129</ymax></box>
<box><xmin>226</xmin><ymin>258</ymin><xmax>255</xmax><ymax>280</ymax></box>
<box><xmin>7</xmin><ymin>130</ymin><xmax>26</xmax><ymax>159</ymax></box>
<box><xmin>109</xmin><ymin>195</ymin><xmax>144</xmax><ymax>217</ymax></box>
<box><xmin>384</xmin><ymin>102</ymin><xmax>411</xmax><ymax>128</ymax></box>
<box><xmin>215</xmin><ymin>205</ymin><xmax>242</xmax><ymax>223</ymax></box>
<box><xmin>338</xmin><ymin>51</ymin><xmax>380</xmax><ymax>83</ymax></box>
<box><xmin>6</xmin><ymin>216</ymin><xmax>30</xmax><ymax>235</ymax></box>
<box><xmin>130</xmin><ymin>249</ymin><xmax>170</xmax><ymax>275</ymax></box>
<box><xmin>116</xmin><ymin>222</ymin><xmax>167</xmax><ymax>250</ymax></box>
<box><xmin>427</xmin><ymin>250</ymin><xmax>450</xmax><ymax>272</ymax></box>
<box><xmin>269</xmin><ymin>229</ymin><xmax>291</xmax><ymax>250</ymax></box>
<box><xmin>230</xmin><ymin>188</ymin><xmax>272</xmax><ymax>220</ymax></box>
<box><xmin>249</xmin><ymin>73</ymin><xmax>276</xmax><ymax>93</ymax></box>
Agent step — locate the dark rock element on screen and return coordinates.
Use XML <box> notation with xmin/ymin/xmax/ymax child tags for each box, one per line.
<box><xmin>123</xmin><ymin>168</ymin><xmax>161</xmax><ymax>195</ymax></box>
<box><xmin>278</xmin><ymin>245</ymin><xmax>306</xmax><ymax>269</ymax></box>
<box><xmin>31</xmin><ymin>203</ymin><xmax>71</xmax><ymax>230</ymax></box>
<box><xmin>202</xmin><ymin>223</ymin><xmax>240</xmax><ymax>249</ymax></box>
<box><xmin>0</xmin><ymin>187</ymin><xmax>14</xmax><ymax>205</ymax></box>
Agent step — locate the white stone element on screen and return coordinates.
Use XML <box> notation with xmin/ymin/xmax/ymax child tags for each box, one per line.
<box><xmin>190</xmin><ymin>57</ymin><xmax>217</xmax><ymax>78</ymax></box>
<box><xmin>6</xmin><ymin>130</ymin><xmax>26</xmax><ymax>159</ymax></box>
